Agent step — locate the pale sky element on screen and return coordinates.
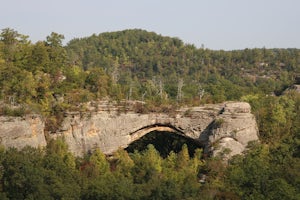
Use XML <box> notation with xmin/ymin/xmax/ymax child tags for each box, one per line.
<box><xmin>1</xmin><ymin>0</ymin><xmax>299</xmax><ymax>50</ymax></box>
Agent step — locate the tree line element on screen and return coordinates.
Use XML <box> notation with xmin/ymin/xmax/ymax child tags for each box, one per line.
<box><xmin>0</xmin><ymin>28</ymin><xmax>299</xmax><ymax>116</ymax></box>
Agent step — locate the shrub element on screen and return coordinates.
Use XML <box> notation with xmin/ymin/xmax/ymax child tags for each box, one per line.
<box><xmin>0</xmin><ymin>105</ymin><xmax>27</xmax><ymax>117</ymax></box>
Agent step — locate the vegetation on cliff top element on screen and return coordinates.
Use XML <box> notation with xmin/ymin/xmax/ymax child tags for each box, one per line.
<box><xmin>0</xmin><ymin>28</ymin><xmax>299</xmax><ymax>116</ymax></box>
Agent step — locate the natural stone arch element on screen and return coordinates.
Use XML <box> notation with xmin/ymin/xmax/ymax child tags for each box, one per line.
<box><xmin>125</xmin><ymin>123</ymin><xmax>204</xmax><ymax>157</ymax></box>
<box><xmin>40</xmin><ymin>101</ymin><xmax>258</xmax><ymax>158</ymax></box>
<box><xmin>0</xmin><ymin>101</ymin><xmax>259</xmax><ymax>159</ymax></box>
<box><xmin>128</xmin><ymin>124</ymin><xmax>196</xmax><ymax>148</ymax></box>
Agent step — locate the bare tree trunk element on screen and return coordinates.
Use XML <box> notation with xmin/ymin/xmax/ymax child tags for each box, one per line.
<box><xmin>177</xmin><ymin>78</ymin><xmax>184</xmax><ymax>102</ymax></box>
<box><xmin>159</xmin><ymin>79</ymin><xmax>163</xmax><ymax>99</ymax></box>
<box><xmin>199</xmin><ymin>84</ymin><xmax>205</xmax><ymax>102</ymax></box>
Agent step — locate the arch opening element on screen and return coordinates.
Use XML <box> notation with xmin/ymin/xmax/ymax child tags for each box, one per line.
<box><xmin>125</xmin><ymin>130</ymin><xmax>203</xmax><ymax>158</ymax></box>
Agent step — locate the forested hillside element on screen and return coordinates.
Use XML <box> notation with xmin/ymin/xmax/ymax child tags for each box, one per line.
<box><xmin>66</xmin><ymin>29</ymin><xmax>299</xmax><ymax>102</ymax></box>
<box><xmin>0</xmin><ymin>28</ymin><xmax>299</xmax><ymax>199</ymax></box>
<box><xmin>0</xmin><ymin>28</ymin><xmax>299</xmax><ymax>112</ymax></box>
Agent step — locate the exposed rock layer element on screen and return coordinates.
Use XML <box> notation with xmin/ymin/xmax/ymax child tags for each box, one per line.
<box><xmin>0</xmin><ymin>102</ymin><xmax>259</xmax><ymax>158</ymax></box>
<box><xmin>0</xmin><ymin>115</ymin><xmax>46</xmax><ymax>149</ymax></box>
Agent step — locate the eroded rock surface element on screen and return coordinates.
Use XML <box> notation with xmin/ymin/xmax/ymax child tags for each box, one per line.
<box><xmin>0</xmin><ymin>102</ymin><xmax>259</xmax><ymax>159</ymax></box>
<box><xmin>0</xmin><ymin>115</ymin><xmax>46</xmax><ymax>149</ymax></box>
<box><xmin>208</xmin><ymin>102</ymin><xmax>259</xmax><ymax>159</ymax></box>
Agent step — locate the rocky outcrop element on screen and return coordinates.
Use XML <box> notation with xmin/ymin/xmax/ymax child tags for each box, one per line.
<box><xmin>0</xmin><ymin>115</ymin><xmax>46</xmax><ymax>149</ymax></box>
<box><xmin>0</xmin><ymin>102</ymin><xmax>259</xmax><ymax>159</ymax></box>
<box><xmin>50</xmin><ymin>106</ymin><xmax>221</xmax><ymax>156</ymax></box>
<box><xmin>283</xmin><ymin>84</ymin><xmax>300</xmax><ymax>94</ymax></box>
<box><xmin>207</xmin><ymin>102</ymin><xmax>259</xmax><ymax>159</ymax></box>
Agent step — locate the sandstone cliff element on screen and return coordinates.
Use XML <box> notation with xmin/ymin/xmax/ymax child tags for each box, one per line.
<box><xmin>0</xmin><ymin>102</ymin><xmax>259</xmax><ymax>158</ymax></box>
<box><xmin>0</xmin><ymin>115</ymin><xmax>46</xmax><ymax>149</ymax></box>
<box><xmin>207</xmin><ymin>102</ymin><xmax>259</xmax><ymax>159</ymax></box>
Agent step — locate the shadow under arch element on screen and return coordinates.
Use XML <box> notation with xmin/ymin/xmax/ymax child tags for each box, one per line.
<box><xmin>129</xmin><ymin>124</ymin><xmax>186</xmax><ymax>141</ymax></box>
<box><xmin>126</xmin><ymin>124</ymin><xmax>203</xmax><ymax>158</ymax></box>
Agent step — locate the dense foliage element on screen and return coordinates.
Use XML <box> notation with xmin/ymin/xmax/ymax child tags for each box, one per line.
<box><xmin>0</xmin><ymin>141</ymin><xmax>205</xmax><ymax>200</ymax></box>
<box><xmin>65</xmin><ymin>29</ymin><xmax>299</xmax><ymax>102</ymax></box>
<box><xmin>0</xmin><ymin>28</ymin><xmax>299</xmax><ymax>199</ymax></box>
<box><xmin>0</xmin><ymin>28</ymin><xmax>299</xmax><ymax>115</ymax></box>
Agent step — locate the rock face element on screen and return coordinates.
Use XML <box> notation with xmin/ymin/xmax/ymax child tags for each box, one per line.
<box><xmin>0</xmin><ymin>115</ymin><xmax>46</xmax><ymax>149</ymax></box>
<box><xmin>0</xmin><ymin>102</ymin><xmax>259</xmax><ymax>159</ymax></box>
<box><xmin>283</xmin><ymin>84</ymin><xmax>300</xmax><ymax>94</ymax></box>
<box><xmin>50</xmin><ymin>107</ymin><xmax>220</xmax><ymax>156</ymax></box>
<box><xmin>207</xmin><ymin>102</ymin><xmax>259</xmax><ymax>159</ymax></box>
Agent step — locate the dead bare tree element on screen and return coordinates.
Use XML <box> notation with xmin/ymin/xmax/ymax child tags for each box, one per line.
<box><xmin>177</xmin><ymin>78</ymin><xmax>184</xmax><ymax>102</ymax></box>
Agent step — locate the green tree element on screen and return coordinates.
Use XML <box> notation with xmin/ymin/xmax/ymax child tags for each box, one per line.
<box><xmin>176</xmin><ymin>144</ymin><xmax>190</xmax><ymax>169</ymax></box>
<box><xmin>45</xmin><ymin>32</ymin><xmax>67</xmax><ymax>76</ymax></box>
<box><xmin>0</xmin><ymin>28</ymin><xmax>21</xmax><ymax>62</ymax></box>
<box><xmin>85</xmin><ymin>67</ymin><xmax>110</xmax><ymax>97</ymax></box>
<box><xmin>29</xmin><ymin>41</ymin><xmax>50</xmax><ymax>73</ymax></box>
<box><xmin>225</xmin><ymin>143</ymin><xmax>299</xmax><ymax>199</ymax></box>
<box><xmin>2</xmin><ymin>147</ymin><xmax>53</xmax><ymax>200</ymax></box>
<box><xmin>0</xmin><ymin>64</ymin><xmax>37</xmax><ymax>103</ymax></box>
<box><xmin>88</xmin><ymin>149</ymin><xmax>110</xmax><ymax>177</ymax></box>
<box><xmin>44</xmin><ymin>139</ymin><xmax>81</xmax><ymax>199</ymax></box>
<box><xmin>113</xmin><ymin>148</ymin><xmax>134</xmax><ymax>178</ymax></box>
<box><xmin>131</xmin><ymin>144</ymin><xmax>162</xmax><ymax>183</ymax></box>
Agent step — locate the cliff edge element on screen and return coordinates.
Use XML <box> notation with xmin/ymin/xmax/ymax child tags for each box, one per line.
<box><xmin>0</xmin><ymin>102</ymin><xmax>259</xmax><ymax>159</ymax></box>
